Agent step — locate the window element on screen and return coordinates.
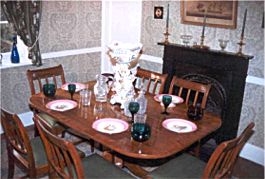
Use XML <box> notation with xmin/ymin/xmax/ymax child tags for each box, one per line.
<box><xmin>0</xmin><ymin>10</ymin><xmax>12</xmax><ymax>53</ymax></box>
<box><xmin>1</xmin><ymin>7</ymin><xmax>30</xmax><ymax>67</ymax></box>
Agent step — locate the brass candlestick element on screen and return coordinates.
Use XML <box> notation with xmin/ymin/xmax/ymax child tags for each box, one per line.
<box><xmin>193</xmin><ymin>35</ymin><xmax>209</xmax><ymax>49</ymax></box>
<box><xmin>162</xmin><ymin>28</ymin><xmax>170</xmax><ymax>45</ymax></box>
<box><xmin>237</xmin><ymin>36</ymin><xmax>245</xmax><ymax>56</ymax></box>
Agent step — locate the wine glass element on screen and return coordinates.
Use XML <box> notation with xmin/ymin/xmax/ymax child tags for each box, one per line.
<box><xmin>161</xmin><ymin>95</ymin><xmax>172</xmax><ymax>115</ymax></box>
<box><xmin>128</xmin><ymin>101</ymin><xmax>140</xmax><ymax>123</ymax></box>
<box><xmin>187</xmin><ymin>105</ymin><xmax>204</xmax><ymax>120</ymax></box>
<box><xmin>68</xmin><ymin>84</ymin><xmax>76</xmax><ymax>100</ymax></box>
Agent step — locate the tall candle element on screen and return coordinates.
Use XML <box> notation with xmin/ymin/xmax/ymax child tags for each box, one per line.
<box><xmin>202</xmin><ymin>11</ymin><xmax>207</xmax><ymax>37</ymax></box>
<box><xmin>166</xmin><ymin>4</ymin><xmax>169</xmax><ymax>28</ymax></box>
<box><xmin>241</xmin><ymin>9</ymin><xmax>247</xmax><ymax>37</ymax></box>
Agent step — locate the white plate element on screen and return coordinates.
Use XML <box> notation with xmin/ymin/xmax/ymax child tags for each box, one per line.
<box><xmin>162</xmin><ymin>118</ymin><xmax>197</xmax><ymax>133</ymax></box>
<box><xmin>46</xmin><ymin>99</ymin><xmax>77</xmax><ymax>112</ymax></box>
<box><xmin>92</xmin><ymin>118</ymin><xmax>129</xmax><ymax>134</ymax></box>
<box><xmin>61</xmin><ymin>83</ymin><xmax>86</xmax><ymax>92</ymax></box>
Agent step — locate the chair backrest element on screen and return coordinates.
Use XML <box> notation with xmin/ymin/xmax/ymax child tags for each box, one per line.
<box><xmin>35</xmin><ymin>117</ymin><xmax>84</xmax><ymax>179</ymax></box>
<box><xmin>202</xmin><ymin>122</ymin><xmax>255</xmax><ymax>179</ymax></box>
<box><xmin>1</xmin><ymin>108</ymin><xmax>35</xmax><ymax>169</ymax></box>
<box><xmin>136</xmin><ymin>67</ymin><xmax>168</xmax><ymax>95</ymax></box>
<box><xmin>26</xmin><ymin>64</ymin><xmax>66</xmax><ymax>95</ymax></box>
<box><xmin>169</xmin><ymin>76</ymin><xmax>211</xmax><ymax>109</ymax></box>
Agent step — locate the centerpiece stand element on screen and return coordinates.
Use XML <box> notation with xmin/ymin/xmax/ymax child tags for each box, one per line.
<box><xmin>107</xmin><ymin>42</ymin><xmax>143</xmax><ymax>109</ymax></box>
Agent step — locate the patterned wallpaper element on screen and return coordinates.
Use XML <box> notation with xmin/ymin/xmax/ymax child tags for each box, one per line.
<box><xmin>1</xmin><ymin>1</ymin><xmax>102</xmax><ymax>113</ymax></box>
<box><xmin>141</xmin><ymin>1</ymin><xmax>264</xmax><ymax>148</ymax></box>
<box><xmin>40</xmin><ymin>1</ymin><xmax>101</xmax><ymax>52</ymax></box>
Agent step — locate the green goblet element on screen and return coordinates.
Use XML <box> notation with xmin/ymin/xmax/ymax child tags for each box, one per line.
<box><xmin>43</xmin><ymin>84</ymin><xmax>56</xmax><ymax>97</ymax></box>
<box><xmin>161</xmin><ymin>95</ymin><xmax>172</xmax><ymax>115</ymax></box>
<box><xmin>128</xmin><ymin>101</ymin><xmax>140</xmax><ymax>123</ymax></box>
<box><xmin>68</xmin><ymin>84</ymin><xmax>76</xmax><ymax>100</ymax></box>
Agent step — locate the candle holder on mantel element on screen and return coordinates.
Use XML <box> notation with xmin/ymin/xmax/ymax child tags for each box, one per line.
<box><xmin>162</xmin><ymin>28</ymin><xmax>170</xmax><ymax>45</ymax></box>
<box><xmin>193</xmin><ymin>35</ymin><xmax>209</xmax><ymax>50</ymax></box>
<box><xmin>237</xmin><ymin>36</ymin><xmax>246</xmax><ymax>56</ymax></box>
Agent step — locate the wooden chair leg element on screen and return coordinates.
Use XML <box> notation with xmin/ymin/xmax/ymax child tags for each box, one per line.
<box><xmin>7</xmin><ymin>150</ymin><xmax>15</xmax><ymax>178</ymax></box>
<box><xmin>90</xmin><ymin>140</ymin><xmax>94</xmax><ymax>152</ymax></box>
<box><xmin>34</xmin><ymin>123</ymin><xmax>40</xmax><ymax>137</ymax></box>
<box><xmin>193</xmin><ymin>141</ymin><xmax>201</xmax><ymax>158</ymax></box>
<box><xmin>61</xmin><ymin>130</ymin><xmax>66</xmax><ymax>138</ymax></box>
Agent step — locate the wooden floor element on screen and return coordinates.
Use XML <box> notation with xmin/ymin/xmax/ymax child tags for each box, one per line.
<box><xmin>1</xmin><ymin>125</ymin><xmax>264</xmax><ymax>178</ymax></box>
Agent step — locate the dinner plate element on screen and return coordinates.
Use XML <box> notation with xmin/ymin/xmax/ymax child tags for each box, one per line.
<box><xmin>92</xmin><ymin>118</ymin><xmax>129</xmax><ymax>134</ymax></box>
<box><xmin>162</xmin><ymin>118</ymin><xmax>197</xmax><ymax>133</ymax></box>
<box><xmin>46</xmin><ymin>99</ymin><xmax>77</xmax><ymax>112</ymax></box>
<box><xmin>61</xmin><ymin>83</ymin><xmax>86</xmax><ymax>92</ymax></box>
<box><xmin>154</xmin><ymin>94</ymin><xmax>184</xmax><ymax>104</ymax></box>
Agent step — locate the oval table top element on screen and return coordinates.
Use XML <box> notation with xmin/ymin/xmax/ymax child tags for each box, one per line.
<box><xmin>29</xmin><ymin>82</ymin><xmax>221</xmax><ymax>160</ymax></box>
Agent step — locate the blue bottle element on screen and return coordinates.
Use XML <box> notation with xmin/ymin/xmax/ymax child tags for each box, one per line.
<box><xmin>11</xmin><ymin>36</ymin><xmax>20</xmax><ymax>63</ymax></box>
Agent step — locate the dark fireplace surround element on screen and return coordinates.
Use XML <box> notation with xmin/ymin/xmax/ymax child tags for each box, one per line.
<box><xmin>159</xmin><ymin>43</ymin><xmax>253</xmax><ymax>143</ymax></box>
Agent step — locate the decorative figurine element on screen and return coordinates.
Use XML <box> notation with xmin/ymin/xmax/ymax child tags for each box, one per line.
<box><xmin>107</xmin><ymin>42</ymin><xmax>143</xmax><ymax>109</ymax></box>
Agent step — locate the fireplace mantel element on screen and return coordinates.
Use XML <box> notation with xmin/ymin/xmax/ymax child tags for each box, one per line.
<box><xmin>159</xmin><ymin>43</ymin><xmax>253</xmax><ymax>143</ymax></box>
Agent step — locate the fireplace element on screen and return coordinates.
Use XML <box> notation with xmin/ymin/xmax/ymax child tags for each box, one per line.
<box><xmin>159</xmin><ymin>43</ymin><xmax>253</xmax><ymax>143</ymax></box>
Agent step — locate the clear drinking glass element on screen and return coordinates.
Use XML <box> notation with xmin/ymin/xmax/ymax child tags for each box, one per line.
<box><xmin>80</xmin><ymin>89</ymin><xmax>91</xmax><ymax>106</ymax></box>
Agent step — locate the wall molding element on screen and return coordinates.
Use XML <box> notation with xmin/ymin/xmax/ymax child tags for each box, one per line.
<box><xmin>1</xmin><ymin>47</ymin><xmax>102</xmax><ymax>70</ymax></box>
<box><xmin>42</xmin><ymin>47</ymin><xmax>102</xmax><ymax>59</ymax></box>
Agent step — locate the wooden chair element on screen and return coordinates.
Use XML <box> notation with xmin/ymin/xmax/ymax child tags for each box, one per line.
<box><xmin>169</xmin><ymin>76</ymin><xmax>211</xmax><ymax>109</ymax></box>
<box><xmin>136</xmin><ymin>67</ymin><xmax>168</xmax><ymax>95</ymax></box>
<box><xmin>1</xmin><ymin>108</ymin><xmax>49</xmax><ymax>178</ymax></box>
<box><xmin>26</xmin><ymin>64</ymin><xmax>66</xmax><ymax>136</ymax></box>
<box><xmin>35</xmin><ymin>117</ymin><xmax>134</xmax><ymax>179</ymax></box>
<box><xmin>26</xmin><ymin>65</ymin><xmax>90</xmax><ymax>149</ymax></box>
<box><xmin>148</xmin><ymin>122</ymin><xmax>255</xmax><ymax>179</ymax></box>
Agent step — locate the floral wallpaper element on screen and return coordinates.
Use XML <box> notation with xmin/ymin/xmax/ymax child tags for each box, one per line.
<box><xmin>40</xmin><ymin>1</ymin><xmax>101</xmax><ymax>52</ymax></box>
<box><xmin>141</xmin><ymin>1</ymin><xmax>264</xmax><ymax>148</ymax></box>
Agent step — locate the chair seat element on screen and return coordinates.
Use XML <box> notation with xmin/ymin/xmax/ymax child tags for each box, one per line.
<box><xmin>150</xmin><ymin>153</ymin><xmax>206</xmax><ymax>179</ymax></box>
<box><xmin>30</xmin><ymin>137</ymin><xmax>48</xmax><ymax>167</ymax></box>
<box><xmin>82</xmin><ymin>154</ymin><xmax>134</xmax><ymax>178</ymax></box>
<box><xmin>37</xmin><ymin>113</ymin><xmax>63</xmax><ymax>128</ymax></box>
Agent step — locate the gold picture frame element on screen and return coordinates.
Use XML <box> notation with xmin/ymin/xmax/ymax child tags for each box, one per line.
<box><xmin>181</xmin><ymin>1</ymin><xmax>238</xmax><ymax>29</ymax></box>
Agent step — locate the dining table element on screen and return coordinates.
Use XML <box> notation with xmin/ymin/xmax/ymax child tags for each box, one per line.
<box><xmin>28</xmin><ymin>81</ymin><xmax>222</xmax><ymax>177</ymax></box>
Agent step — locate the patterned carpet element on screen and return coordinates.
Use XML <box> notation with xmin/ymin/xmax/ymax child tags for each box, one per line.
<box><xmin>1</xmin><ymin>129</ymin><xmax>142</xmax><ymax>178</ymax></box>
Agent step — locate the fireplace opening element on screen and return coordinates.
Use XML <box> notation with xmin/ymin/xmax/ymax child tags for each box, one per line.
<box><xmin>182</xmin><ymin>74</ymin><xmax>227</xmax><ymax>116</ymax></box>
<box><xmin>181</xmin><ymin>74</ymin><xmax>227</xmax><ymax>143</ymax></box>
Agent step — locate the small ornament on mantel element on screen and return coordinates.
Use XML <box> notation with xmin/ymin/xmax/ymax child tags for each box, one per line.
<box><xmin>237</xmin><ymin>9</ymin><xmax>247</xmax><ymax>56</ymax></box>
<box><xmin>162</xmin><ymin>4</ymin><xmax>170</xmax><ymax>44</ymax></box>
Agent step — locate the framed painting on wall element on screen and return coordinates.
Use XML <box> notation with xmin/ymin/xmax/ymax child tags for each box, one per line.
<box><xmin>181</xmin><ymin>1</ymin><xmax>238</xmax><ymax>29</ymax></box>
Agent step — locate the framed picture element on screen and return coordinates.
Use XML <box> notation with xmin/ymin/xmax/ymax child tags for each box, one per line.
<box><xmin>181</xmin><ymin>1</ymin><xmax>238</xmax><ymax>29</ymax></box>
<box><xmin>154</xmin><ymin>6</ymin><xmax>163</xmax><ymax>19</ymax></box>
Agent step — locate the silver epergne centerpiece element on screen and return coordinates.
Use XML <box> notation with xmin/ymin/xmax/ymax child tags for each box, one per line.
<box><xmin>107</xmin><ymin>42</ymin><xmax>143</xmax><ymax>109</ymax></box>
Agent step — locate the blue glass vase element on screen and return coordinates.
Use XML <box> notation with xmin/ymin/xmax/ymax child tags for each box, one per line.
<box><xmin>11</xmin><ymin>36</ymin><xmax>20</xmax><ymax>63</ymax></box>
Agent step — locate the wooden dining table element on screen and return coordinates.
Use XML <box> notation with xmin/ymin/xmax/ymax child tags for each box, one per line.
<box><xmin>29</xmin><ymin>81</ymin><xmax>221</xmax><ymax>176</ymax></box>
